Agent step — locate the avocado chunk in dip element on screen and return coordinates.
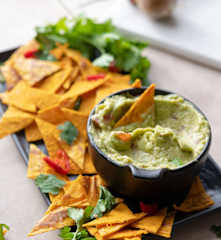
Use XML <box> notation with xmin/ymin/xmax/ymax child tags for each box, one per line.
<box><xmin>89</xmin><ymin>94</ymin><xmax>210</xmax><ymax>170</ymax></box>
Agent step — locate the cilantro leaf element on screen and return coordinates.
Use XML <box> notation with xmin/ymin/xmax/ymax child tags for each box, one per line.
<box><xmin>59</xmin><ymin>227</ymin><xmax>95</xmax><ymax>240</ymax></box>
<box><xmin>58</xmin><ymin>121</ymin><xmax>78</xmax><ymax>145</ymax></box>
<box><xmin>93</xmin><ymin>53</ymin><xmax>114</xmax><ymax>68</ymax></box>
<box><xmin>35</xmin><ymin>50</ymin><xmax>57</xmax><ymax>61</ymax></box>
<box><xmin>73</xmin><ymin>97</ymin><xmax>82</xmax><ymax>110</ymax></box>
<box><xmin>91</xmin><ymin>186</ymin><xmax>116</xmax><ymax>218</ymax></box>
<box><xmin>171</xmin><ymin>158</ymin><xmax>183</xmax><ymax>167</ymax></box>
<box><xmin>59</xmin><ymin>226</ymin><xmax>74</xmax><ymax>240</ymax></box>
<box><xmin>35</xmin><ymin>174</ymin><xmax>65</xmax><ymax>195</ymax></box>
<box><xmin>34</xmin><ymin>16</ymin><xmax>150</xmax><ymax>84</ymax></box>
<box><xmin>211</xmin><ymin>225</ymin><xmax>221</xmax><ymax>238</ymax></box>
<box><xmin>0</xmin><ymin>224</ymin><xmax>9</xmax><ymax>240</ymax></box>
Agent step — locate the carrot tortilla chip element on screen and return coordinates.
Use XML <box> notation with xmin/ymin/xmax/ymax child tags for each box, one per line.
<box><xmin>1</xmin><ymin>81</ymin><xmax>61</xmax><ymax>113</ymax></box>
<box><xmin>62</xmin><ymin>73</ymin><xmax>109</xmax><ymax>100</ymax></box>
<box><xmin>131</xmin><ymin>208</ymin><xmax>167</xmax><ymax>234</ymax></box>
<box><xmin>0</xmin><ymin>106</ymin><xmax>34</xmax><ymax>139</ymax></box>
<box><xmin>83</xmin><ymin>203</ymin><xmax>136</xmax><ymax>228</ymax></box>
<box><xmin>95</xmin><ymin>74</ymin><xmax>131</xmax><ymax>104</ymax></box>
<box><xmin>35</xmin><ymin>118</ymin><xmax>60</xmax><ymax>159</ymax></box>
<box><xmin>27</xmin><ymin>144</ymin><xmax>69</xmax><ymax>182</ymax></box>
<box><xmin>156</xmin><ymin>211</ymin><xmax>176</xmax><ymax>238</ymax></box>
<box><xmin>14</xmin><ymin>56</ymin><xmax>60</xmax><ymax>86</ymax></box>
<box><xmin>114</xmin><ymin>84</ymin><xmax>155</xmax><ymax>128</ymax></box>
<box><xmin>47</xmin><ymin>175</ymin><xmax>101</xmax><ymax>212</ymax></box>
<box><xmin>38</xmin><ymin>67</ymin><xmax>72</xmax><ymax>93</ymax></box>
<box><xmin>0</xmin><ymin>63</ymin><xmax>21</xmax><ymax>90</ymax></box>
<box><xmin>107</xmin><ymin>228</ymin><xmax>148</xmax><ymax>239</ymax></box>
<box><xmin>173</xmin><ymin>177</ymin><xmax>214</xmax><ymax>212</ymax></box>
<box><xmin>28</xmin><ymin>206</ymin><xmax>74</xmax><ymax>236</ymax></box>
<box><xmin>25</xmin><ymin>122</ymin><xmax>42</xmax><ymax>142</ymax></box>
<box><xmin>131</xmin><ymin>79</ymin><xmax>142</xmax><ymax>88</ymax></box>
<box><xmin>97</xmin><ymin>212</ymin><xmax>146</xmax><ymax>238</ymax></box>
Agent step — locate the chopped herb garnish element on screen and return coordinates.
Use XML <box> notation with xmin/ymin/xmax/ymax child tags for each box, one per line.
<box><xmin>211</xmin><ymin>225</ymin><xmax>221</xmax><ymax>238</ymax></box>
<box><xmin>73</xmin><ymin>97</ymin><xmax>82</xmax><ymax>110</ymax></box>
<box><xmin>171</xmin><ymin>158</ymin><xmax>183</xmax><ymax>167</ymax></box>
<box><xmin>35</xmin><ymin>16</ymin><xmax>150</xmax><ymax>85</ymax></box>
<box><xmin>35</xmin><ymin>174</ymin><xmax>65</xmax><ymax>195</ymax></box>
<box><xmin>0</xmin><ymin>224</ymin><xmax>9</xmax><ymax>240</ymax></box>
<box><xmin>91</xmin><ymin>186</ymin><xmax>116</xmax><ymax>218</ymax></box>
<box><xmin>58</xmin><ymin>121</ymin><xmax>78</xmax><ymax>145</ymax></box>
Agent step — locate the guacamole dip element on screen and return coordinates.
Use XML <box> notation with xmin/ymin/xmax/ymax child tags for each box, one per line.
<box><xmin>89</xmin><ymin>94</ymin><xmax>210</xmax><ymax>170</ymax></box>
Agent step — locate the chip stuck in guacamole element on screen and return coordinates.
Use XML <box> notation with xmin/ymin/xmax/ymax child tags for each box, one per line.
<box><xmin>89</xmin><ymin>89</ymin><xmax>210</xmax><ymax>170</ymax></box>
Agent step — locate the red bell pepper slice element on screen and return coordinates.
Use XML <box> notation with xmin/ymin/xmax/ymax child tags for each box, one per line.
<box><xmin>43</xmin><ymin>150</ymin><xmax>70</xmax><ymax>175</ymax></box>
<box><xmin>87</xmin><ymin>74</ymin><xmax>105</xmax><ymax>81</ymax></box>
<box><xmin>24</xmin><ymin>49</ymin><xmax>38</xmax><ymax>58</ymax></box>
<box><xmin>139</xmin><ymin>202</ymin><xmax>158</xmax><ymax>215</ymax></box>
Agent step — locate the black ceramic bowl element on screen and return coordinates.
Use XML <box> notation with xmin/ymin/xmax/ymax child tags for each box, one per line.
<box><xmin>87</xmin><ymin>88</ymin><xmax>212</xmax><ymax>204</ymax></box>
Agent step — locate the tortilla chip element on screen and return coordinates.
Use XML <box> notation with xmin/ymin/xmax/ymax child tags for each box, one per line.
<box><xmin>47</xmin><ymin>175</ymin><xmax>100</xmax><ymax>212</ymax></box>
<box><xmin>131</xmin><ymin>208</ymin><xmax>167</xmax><ymax>234</ymax></box>
<box><xmin>131</xmin><ymin>79</ymin><xmax>142</xmax><ymax>88</ymax></box>
<box><xmin>35</xmin><ymin>118</ymin><xmax>60</xmax><ymax>159</ymax></box>
<box><xmin>2</xmin><ymin>81</ymin><xmax>61</xmax><ymax>113</ymax></box>
<box><xmin>28</xmin><ymin>206</ymin><xmax>74</xmax><ymax>236</ymax></box>
<box><xmin>173</xmin><ymin>177</ymin><xmax>214</xmax><ymax>212</ymax></box>
<box><xmin>0</xmin><ymin>63</ymin><xmax>21</xmax><ymax>90</ymax></box>
<box><xmin>63</xmin><ymin>66</ymin><xmax>79</xmax><ymax>90</ymax></box>
<box><xmin>83</xmin><ymin>146</ymin><xmax>97</xmax><ymax>174</ymax></box>
<box><xmin>62</xmin><ymin>108</ymin><xmax>88</xmax><ymax>138</ymax></box>
<box><xmin>114</xmin><ymin>84</ymin><xmax>155</xmax><ymax>128</ymax></box>
<box><xmin>25</xmin><ymin>122</ymin><xmax>42</xmax><ymax>142</ymax></box>
<box><xmin>95</xmin><ymin>74</ymin><xmax>131</xmax><ymax>104</ymax></box>
<box><xmin>14</xmin><ymin>56</ymin><xmax>60</xmax><ymax>86</ymax></box>
<box><xmin>62</xmin><ymin>74</ymin><xmax>109</xmax><ymax>100</ymax></box>
<box><xmin>97</xmin><ymin>212</ymin><xmax>146</xmax><ymax>237</ymax></box>
<box><xmin>156</xmin><ymin>211</ymin><xmax>176</xmax><ymax>238</ymax></box>
<box><xmin>87</xmin><ymin>227</ymin><xmax>103</xmax><ymax>240</ymax></box>
<box><xmin>59</xmin><ymin>95</ymin><xmax>78</xmax><ymax>108</ymax></box>
<box><xmin>38</xmin><ymin>104</ymin><xmax>66</xmax><ymax>125</ymax></box>
<box><xmin>83</xmin><ymin>203</ymin><xmax>138</xmax><ymax>227</ymax></box>
<box><xmin>50</xmin><ymin>44</ymin><xmax>68</xmax><ymax>60</ymax></box>
<box><xmin>54</xmin><ymin>129</ymin><xmax>86</xmax><ymax>170</ymax></box>
<box><xmin>125</xmin><ymin>237</ymin><xmax>142</xmax><ymax>240</ymax></box>
<box><xmin>0</xmin><ymin>106</ymin><xmax>34</xmax><ymax>138</ymax></box>
<box><xmin>27</xmin><ymin>144</ymin><xmax>69</xmax><ymax>182</ymax></box>
<box><xmin>38</xmin><ymin>67</ymin><xmax>72</xmax><ymax>93</ymax></box>
<box><xmin>107</xmin><ymin>228</ymin><xmax>148</xmax><ymax>239</ymax></box>
<box><xmin>79</xmin><ymin>90</ymin><xmax>96</xmax><ymax>115</ymax></box>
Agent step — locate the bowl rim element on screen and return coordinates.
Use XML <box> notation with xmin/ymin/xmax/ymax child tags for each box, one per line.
<box><xmin>87</xmin><ymin>87</ymin><xmax>212</xmax><ymax>180</ymax></box>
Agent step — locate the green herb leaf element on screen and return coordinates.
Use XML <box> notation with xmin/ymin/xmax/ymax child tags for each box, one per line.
<box><xmin>91</xmin><ymin>186</ymin><xmax>116</xmax><ymax>218</ymax></box>
<box><xmin>211</xmin><ymin>225</ymin><xmax>221</xmax><ymax>238</ymax></box>
<box><xmin>73</xmin><ymin>97</ymin><xmax>82</xmax><ymax>110</ymax></box>
<box><xmin>35</xmin><ymin>16</ymin><xmax>150</xmax><ymax>83</ymax></box>
<box><xmin>35</xmin><ymin>50</ymin><xmax>57</xmax><ymax>61</ymax></box>
<box><xmin>58</xmin><ymin>121</ymin><xmax>78</xmax><ymax>145</ymax></box>
<box><xmin>59</xmin><ymin>226</ymin><xmax>74</xmax><ymax>240</ymax></box>
<box><xmin>0</xmin><ymin>224</ymin><xmax>9</xmax><ymax>240</ymax></box>
<box><xmin>35</xmin><ymin>174</ymin><xmax>65</xmax><ymax>195</ymax></box>
<box><xmin>93</xmin><ymin>53</ymin><xmax>114</xmax><ymax>68</ymax></box>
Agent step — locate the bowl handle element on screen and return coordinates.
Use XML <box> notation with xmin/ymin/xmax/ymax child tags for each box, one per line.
<box><xmin>129</xmin><ymin>165</ymin><xmax>167</xmax><ymax>180</ymax></box>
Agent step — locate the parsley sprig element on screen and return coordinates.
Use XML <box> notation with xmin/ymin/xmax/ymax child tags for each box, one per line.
<box><xmin>0</xmin><ymin>224</ymin><xmax>9</xmax><ymax>240</ymax></box>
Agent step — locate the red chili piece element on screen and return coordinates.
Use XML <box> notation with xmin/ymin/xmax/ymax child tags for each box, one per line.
<box><xmin>108</xmin><ymin>61</ymin><xmax>119</xmax><ymax>73</ymax></box>
<box><xmin>139</xmin><ymin>202</ymin><xmax>158</xmax><ymax>215</ymax></box>
<box><xmin>87</xmin><ymin>74</ymin><xmax>105</xmax><ymax>81</ymax></box>
<box><xmin>43</xmin><ymin>150</ymin><xmax>70</xmax><ymax>175</ymax></box>
<box><xmin>24</xmin><ymin>49</ymin><xmax>38</xmax><ymax>58</ymax></box>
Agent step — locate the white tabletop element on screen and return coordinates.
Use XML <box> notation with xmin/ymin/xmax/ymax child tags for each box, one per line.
<box><xmin>0</xmin><ymin>1</ymin><xmax>221</xmax><ymax>240</ymax></box>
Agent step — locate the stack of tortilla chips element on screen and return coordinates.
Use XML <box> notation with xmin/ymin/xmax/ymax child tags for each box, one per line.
<box><xmin>0</xmin><ymin>40</ymin><xmax>141</xmax><ymax>174</ymax></box>
<box><xmin>0</xmin><ymin>41</ymin><xmax>214</xmax><ymax>239</ymax></box>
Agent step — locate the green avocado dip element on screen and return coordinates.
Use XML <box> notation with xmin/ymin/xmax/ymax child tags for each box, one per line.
<box><xmin>89</xmin><ymin>94</ymin><xmax>210</xmax><ymax>170</ymax></box>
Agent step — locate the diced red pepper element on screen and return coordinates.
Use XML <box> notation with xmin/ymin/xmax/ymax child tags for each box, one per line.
<box><xmin>43</xmin><ymin>150</ymin><xmax>70</xmax><ymax>175</ymax></box>
<box><xmin>139</xmin><ymin>202</ymin><xmax>158</xmax><ymax>215</ymax></box>
<box><xmin>24</xmin><ymin>49</ymin><xmax>38</xmax><ymax>58</ymax></box>
<box><xmin>87</xmin><ymin>74</ymin><xmax>106</xmax><ymax>81</ymax></box>
<box><xmin>108</xmin><ymin>61</ymin><xmax>119</xmax><ymax>73</ymax></box>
